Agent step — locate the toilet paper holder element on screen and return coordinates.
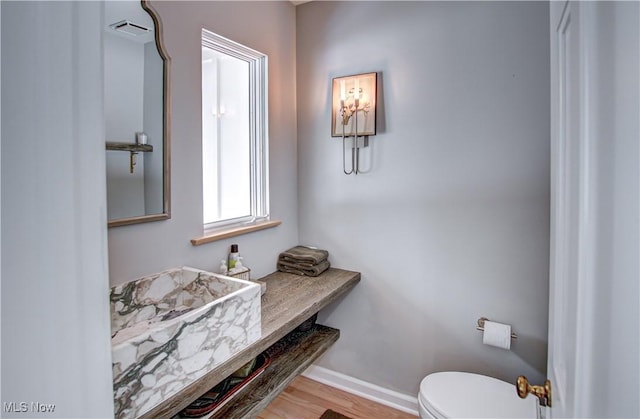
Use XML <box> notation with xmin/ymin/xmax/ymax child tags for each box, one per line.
<box><xmin>476</xmin><ymin>317</ymin><xmax>518</xmax><ymax>340</ymax></box>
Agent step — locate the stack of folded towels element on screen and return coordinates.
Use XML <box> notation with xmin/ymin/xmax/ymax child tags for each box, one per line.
<box><xmin>277</xmin><ymin>245</ymin><xmax>330</xmax><ymax>277</ymax></box>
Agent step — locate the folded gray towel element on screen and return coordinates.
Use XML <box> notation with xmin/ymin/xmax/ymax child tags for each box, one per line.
<box><xmin>278</xmin><ymin>246</ymin><xmax>329</xmax><ymax>265</ymax></box>
<box><xmin>276</xmin><ymin>259</ymin><xmax>318</xmax><ymax>270</ymax></box>
<box><xmin>277</xmin><ymin>259</ymin><xmax>330</xmax><ymax>277</ymax></box>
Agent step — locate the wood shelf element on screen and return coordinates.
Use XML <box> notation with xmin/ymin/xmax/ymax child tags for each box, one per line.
<box><xmin>139</xmin><ymin>268</ymin><xmax>361</xmax><ymax>419</ymax></box>
<box><xmin>187</xmin><ymin>325</ymin><xmax>340</xmax><ymax>419</ymax></box>
<box><xmin>106</xmin><ymin>142</ymin><xmax>153</xmax><ymax>152</ymax></box>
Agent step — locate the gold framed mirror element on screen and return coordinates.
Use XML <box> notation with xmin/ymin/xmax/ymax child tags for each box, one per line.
<box><xmin>105</xmin><ymin>0</ymin><xmax>170</xmax><ymax>227</ymax></box>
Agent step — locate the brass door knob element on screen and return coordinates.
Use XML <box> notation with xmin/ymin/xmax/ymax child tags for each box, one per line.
<box><xmin>516</xmin><ymin>375</ymin><xmax>552</xmax><ymax>407</ymax></box>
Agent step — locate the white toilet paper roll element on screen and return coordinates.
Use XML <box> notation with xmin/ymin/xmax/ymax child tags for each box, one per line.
<box><xmin>482</xmin><ymin>320</ymin><xmax>511</xmax><ymax>350</ymax></box>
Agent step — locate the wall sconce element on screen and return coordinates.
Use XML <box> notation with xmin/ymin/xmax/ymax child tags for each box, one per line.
<box><xmin>331</xmin><ymin>72</ymin><xmax>377</xmax><ymax>175</ymax></box>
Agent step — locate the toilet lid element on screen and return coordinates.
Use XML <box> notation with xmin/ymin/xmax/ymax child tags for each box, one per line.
<box><xmin>419</xmin><ymin>372</ymin><xmax>536</xmax><ymax>418</ymax></box>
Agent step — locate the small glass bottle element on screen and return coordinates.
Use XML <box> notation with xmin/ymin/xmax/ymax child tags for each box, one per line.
<box><xmin>228</xmin><ymin>244</ymin><xmax>240</xmax><ymax>269</ymax></box>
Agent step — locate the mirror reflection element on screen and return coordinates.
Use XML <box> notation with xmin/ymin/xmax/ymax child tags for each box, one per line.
<box><xmin>105</xmin><ymin>0</ymin><xmax>170</xmax><ymax>227</ymax></box>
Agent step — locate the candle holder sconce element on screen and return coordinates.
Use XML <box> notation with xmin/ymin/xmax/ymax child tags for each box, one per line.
<box><xmin>331</xmin><ymin>72</ymin><xmax>377</xmax><ymax>175</ymax></box>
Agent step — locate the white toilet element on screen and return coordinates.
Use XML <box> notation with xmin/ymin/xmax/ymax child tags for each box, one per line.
<box><xmin>418</xmin><ymin>371</ymin><xmax>536</xmax><ymax>418</ymax></box>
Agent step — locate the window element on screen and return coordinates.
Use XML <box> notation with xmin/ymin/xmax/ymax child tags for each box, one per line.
<box><xmin>201</xmin><ymin>29</ymin><xmax>269</xmax><ymax>231</ymax></box>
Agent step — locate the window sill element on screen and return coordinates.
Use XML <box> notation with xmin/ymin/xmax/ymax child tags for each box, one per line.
<box><xmin>190</xmin><ymin>220</ymin><xmax>281</xmax><ymax>246</ymax></box>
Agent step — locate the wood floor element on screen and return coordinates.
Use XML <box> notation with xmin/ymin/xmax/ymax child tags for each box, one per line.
<box><xmin>257</xmin><ymin>376</ymin><xmax>418</xmax><ymax>419</ymax></box>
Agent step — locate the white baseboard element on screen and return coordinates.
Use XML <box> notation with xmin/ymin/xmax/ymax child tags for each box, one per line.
<box><xmin>302</xmin><ymin>365</ymin><xmax>420</xmax><ymax>417</ymax></box>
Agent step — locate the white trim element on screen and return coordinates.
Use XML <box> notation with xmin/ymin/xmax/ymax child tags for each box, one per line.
<box><xmin>302</xmin><ymin>365</ymin><xmax>419</xmax><ymax>416</ymax></box>
<box><xmin>574</xmin><ymin>4</ymin><xmax>598</xmax><ymax>417</ymax></box>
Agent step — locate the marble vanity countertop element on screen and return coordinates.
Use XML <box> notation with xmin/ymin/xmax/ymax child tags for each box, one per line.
<box><xmin>140</xmin><ymin>267</ymin><xmax>361</xmax><ymax>419</ymax></box>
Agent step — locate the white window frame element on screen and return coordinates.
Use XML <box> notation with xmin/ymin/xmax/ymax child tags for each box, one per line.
<box><xmin>201</xmin><ymin>28</ymin><xmax>269</xmax><ymax>232</ymax></box>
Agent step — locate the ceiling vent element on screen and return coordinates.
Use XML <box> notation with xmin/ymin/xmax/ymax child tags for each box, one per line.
<box><xmin>109</xmin><ymin>20</ymin><xmax>151</xmax><ymax>36</ymax></box>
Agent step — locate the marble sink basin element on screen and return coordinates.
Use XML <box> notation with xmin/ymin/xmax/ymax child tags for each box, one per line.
<box><xmin>110</xmin><ymin>267</ymin><xmax>261</xmax><ymax>418</ymax></box>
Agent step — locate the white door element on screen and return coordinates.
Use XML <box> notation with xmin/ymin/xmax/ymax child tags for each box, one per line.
<box><xmin>548</xmin><ymin>1</ymin><xmax>584</xmax><ymax>417</ymax></box>
<box><xmin>542</xmin><ymin>1</ymin><xmax>640</xmax><ymax>418</ymax></box>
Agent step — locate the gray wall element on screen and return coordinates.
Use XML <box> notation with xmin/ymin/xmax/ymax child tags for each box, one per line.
<box><xmin>1</xmin><ymin>2</ymin><xmax>114</xmax><ymax>417</ymax></box>
<box><xmin>296</xmin><ymin>1</ymin><xmax>550</xmax><ymax>395</ymax></box>
<box><xmin>108</xmin><ymin>1</ymin><xmax>298</xmax><ymax>285</ymax></box>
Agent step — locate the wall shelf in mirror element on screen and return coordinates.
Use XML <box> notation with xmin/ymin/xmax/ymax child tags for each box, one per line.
<box><xmin>106</xmin><ymin>142</ymin><xmax>154</xmax><ymax>174</ymax></box>
<box><xmin>106</xmin><ymin>142</ymin><xmax>154</xmax><ymax>153</ymax></box>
